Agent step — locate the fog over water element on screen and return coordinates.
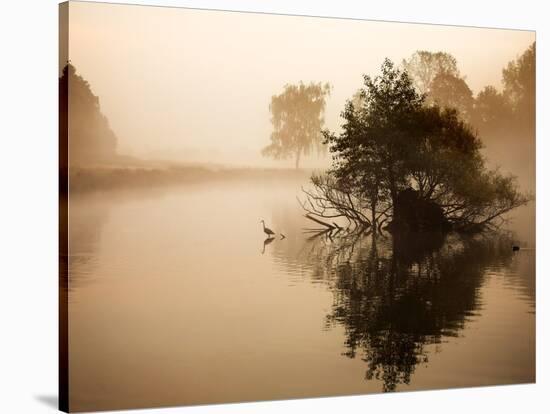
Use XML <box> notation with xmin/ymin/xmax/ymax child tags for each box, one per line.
<box><xmin>67</xmin><ymin>178</ymin><xmax>534</xmax><ymax>411</ymax></box>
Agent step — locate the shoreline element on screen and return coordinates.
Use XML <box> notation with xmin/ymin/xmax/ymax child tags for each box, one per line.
<box><xmin>66</xmin><ymin>164</ymin><xmax>318</xmax><ymax>193</ymax></box>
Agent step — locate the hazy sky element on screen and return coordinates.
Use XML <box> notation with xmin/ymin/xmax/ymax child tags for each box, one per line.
<box><xmin>66</xmin><ymin>1</ymin><xmax>535</xmax><ymax>166</ymax></box>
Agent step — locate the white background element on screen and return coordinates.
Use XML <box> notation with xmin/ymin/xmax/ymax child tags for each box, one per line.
<box><xmin>0</xmin><ymin>0</ymin><xmax>547</xmax><ymax>413</ymax></box>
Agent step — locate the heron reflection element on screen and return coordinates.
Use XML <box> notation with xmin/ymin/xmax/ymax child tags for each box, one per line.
<box><xmin>261</xmin><ymin>236</ymin><xmax>275</xmax><ymax>255</ymax></box>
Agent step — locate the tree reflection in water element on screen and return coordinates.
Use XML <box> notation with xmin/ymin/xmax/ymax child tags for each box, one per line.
<box><xmin>304</xmin><ymin>230</ymin><xmax>514</xmax><ymax>392</ymax></box>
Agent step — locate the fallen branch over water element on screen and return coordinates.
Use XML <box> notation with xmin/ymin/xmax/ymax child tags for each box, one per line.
<box><xmin>305</xmin><ymin>214</ymin><xmax>335</xmax><ymax>229</ymax></box>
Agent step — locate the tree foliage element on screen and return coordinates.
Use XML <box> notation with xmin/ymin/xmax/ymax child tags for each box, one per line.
<box><xmin>502</xmin><ymin>42</ymin><xmax>536</xmax><ymax>133</ymax></box>
<box><xmin>470</xmin><ymin>42</ymin><xmax>535</xmax><ymax>191</ymax></box>
<box><xmin>402</xmin><ymin>51</ymin><xmax>460</xmax><ymax>96</ymax></box>
<box><xmin>60</xmin><ymin>63</ymin><xmax>117</xmax><ymax>165</ymax></box>
<box><xmin>262</xmin><ymin>82</ymin><xmax>331</xmax><ymax>169</ymax></box>
<box><xmin>402</xmin><ymin>51</ymin><xmax>476</xmax><ymax>122</ymax></box>
<box><xmin>429</xmin><ymin>73</ymin><xmax>474</xmax><ymax>122</ymax></box>
<box><xmin>401</xmin><ymin>44</ymin><xmax>535</xmax><ymax>143</ymax></box>
<box><xmin>471</xmin><ymin>86</ymin><xmax>512</xmax><ymax>133</ymax></box>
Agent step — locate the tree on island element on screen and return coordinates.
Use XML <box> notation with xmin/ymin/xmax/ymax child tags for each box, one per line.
<box><xmin>262</xmin><ymin>82</ymin><xmax>331</xmax><ymax>169</ymax></box>
<box><xmin>301</xmin><ymin>59</ymin><xmax>528</xmax><ymax>233</ymax></box>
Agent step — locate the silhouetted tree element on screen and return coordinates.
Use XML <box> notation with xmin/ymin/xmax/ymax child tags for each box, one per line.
<box><xmin>402</xmin><ymin>51</ymin><xmax>460</xmax><ymax>96</ymax></box>
<box><xmin>472</xmin><ymin>86</ymin><xmax>513</xmax><ymax>134</ymax></box>
<box><xmin>429</xmin><ymin>72</ymin><xmax>474</xmax><ymax>122</ymax></box>
<box><xmin>402</xmin><ymin>51</ymin><xmax>474</xmax><ymax>122</ymax></box>
<box><xmin>59</xmin><ymin>63</ymin><xmax>117</xmax><ymax>165</ymax></box>
<box><xmin>263</xmin><ymin>82</ymin><xmax>331</xmax><ymax>169</ymax></box>
<box><xmin>468</xmin><ymin>42</ymin><xmax>535</xmax><ymax>191</ymax></box>
<box><xmin>327</xmin><ymin>59</ymin><xmax>424</xmax><ymax>210</ymax></box>
<box><xmin>503</xmin><ymin>42</ymin><xmax>535</xmax><ymax>134</ymax></box>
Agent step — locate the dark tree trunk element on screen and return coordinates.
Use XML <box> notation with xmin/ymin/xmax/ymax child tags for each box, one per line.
<box><xmin>371</xmin><ymin>199</ymin><xmax>377</xmax><ymax>234</ymax></box>
<box><xmin>386</xmin><ymin>159</ymin><xmax>398</xmax><ymax>209</ymax></box>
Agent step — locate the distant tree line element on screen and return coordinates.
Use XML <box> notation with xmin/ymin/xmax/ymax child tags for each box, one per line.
<box><xmin>59</xmin><ymin>63</ymin><xmax>118</xmax><ymax>166</ymax></box>
<box><xmin>403</xmin><ymin>44</ymin><xmax>535</xmax><ymax>140</ymax></box>
<box><xmin>264</xmin><ymin>43</ymin><xmax>535</xmax><ymax>174</ymax></box>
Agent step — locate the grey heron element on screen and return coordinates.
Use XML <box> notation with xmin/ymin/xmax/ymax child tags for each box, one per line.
<box><xmin>260</xmin><ymin>220</ymin><xmax>275</xmax><ymax>238</ymax></box>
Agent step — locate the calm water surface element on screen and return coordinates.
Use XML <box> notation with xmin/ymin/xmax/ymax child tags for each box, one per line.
<box><xmin>68</xmin><ymin>176</ymin><xmax>535</xmax><ymax>412</ymax></box>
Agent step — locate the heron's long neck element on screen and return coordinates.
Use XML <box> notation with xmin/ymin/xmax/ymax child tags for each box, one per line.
<box><xmin>262</xmin><ymin>222</ymin><xmax>266</xmax><ymax>230</ymax></box>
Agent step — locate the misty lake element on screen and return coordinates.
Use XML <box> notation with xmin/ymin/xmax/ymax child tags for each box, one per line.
<box><xmin>67</xmin><ymin>174</ymin><xmax>535</xmax><ymax>412</ymax></box>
